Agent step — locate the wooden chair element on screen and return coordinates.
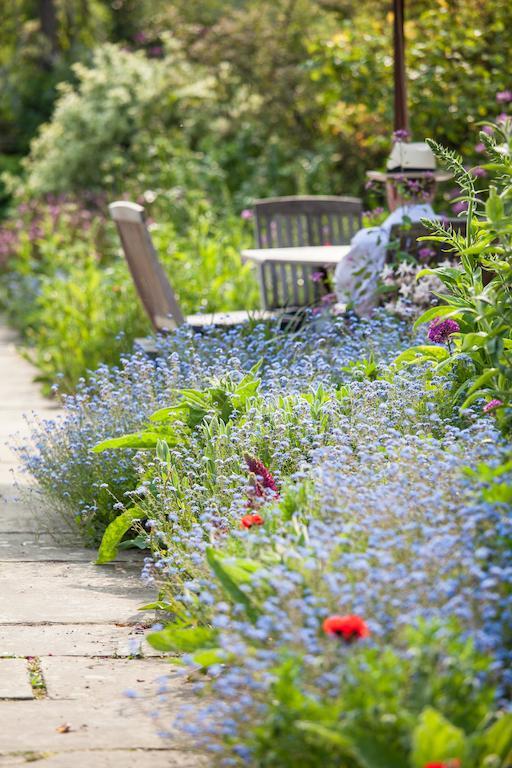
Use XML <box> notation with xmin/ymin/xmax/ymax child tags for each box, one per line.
<box><xmin>253</xmin><ymin>195</ymin><xmax>362</xmax><ymax>310</ymax></box>
<box><xmin>109</xmin><ymin>201</ymin><xmax>273</xmax><ymax>341</ymax></box>
<box><xmin>387</xmin><ymin>218</ymin><xmax>467</xmax><ymax>264</ymax></box>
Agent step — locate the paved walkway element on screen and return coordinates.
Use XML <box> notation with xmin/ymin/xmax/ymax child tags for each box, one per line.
<box><xmin>0</xmin><ymin>324</ymin><xmax>201</xmax><ymax>767</ymax></box>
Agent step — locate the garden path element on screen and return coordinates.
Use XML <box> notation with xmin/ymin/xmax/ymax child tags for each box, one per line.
<box><xmin>0</xmin><ymin>322</ymin><xmax>203</xmax><ymax>767</ymax></box>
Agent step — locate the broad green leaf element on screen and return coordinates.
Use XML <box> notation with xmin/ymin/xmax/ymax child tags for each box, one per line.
<box><xmin>460</xmin><ymin>332</ymin><xmax>489</xmax><ymax>351</ymax></box>
<box><xmin>296</xmin><ymin>721</ymin><xmax>355</xmax><ymax>751</ymax></box>
<box><xmin>413</xmin><ymin>305</ymin><xmax>460</xmax><ymax>329</ymax></box>
<box><xmin>147</xmin><ymin>624</ymin><xmax>217</xmax><ymax>653</ymax></box>
<box><xmin>206</xmin><ymin>547</ymin><xmax>260</xmax><ymax>623</ymax></box>
<box><xmin>411</xmin><ymin>708</ymin><xmax>467</xmax><ymax>768</ymax></box>
<box><xmin>150</xmin><ymin>403</ymin><xmax>189</xmax><ymax>422</ymax></box>
<box><xmin>96</xmin><ymin>506</ymin><xmax>143</xmax><ymax>564</ymax></box>
<box><xmin>138</xmin><ymin>601</ymin><xmax>173</xmax><ymax>611</ymax></box>
<box><xmin>395</xmin><ymin>345</ymin><xmax>450</xmax><ymax>366</ymax></box>
<box><xmin>485</xmin><ymin>187</ymin><xmax>505</xmax><ymax>224</ymax></box>
<box><xmin>464</xmin><ymin>368</ymin><xmax>499</xmax><ymax>397</ymax></box>
<box><xmin>480</xmin><ymin>714</ymin><xmax>512</xmax><ymax>764</ymax></box>
<box><xmin>93</xmin><ymin>431</ymin><xmax>168</xmax><ymax>452</ymax></box>
<box><xmin>156</xmin><ymin>439</ymin><xmax>171</xmax><ymax>465</ymax></box>
<box><xmin>192</xmin><ymin>647</ymin><xmax>226</xmax><ymax>668</ymax></box>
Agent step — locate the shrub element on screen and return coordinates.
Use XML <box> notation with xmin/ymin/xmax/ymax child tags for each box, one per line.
<box><xmin>0</xmin><ymin>194</ymin><xmax>259</xmax><ymax>392</ymax></box>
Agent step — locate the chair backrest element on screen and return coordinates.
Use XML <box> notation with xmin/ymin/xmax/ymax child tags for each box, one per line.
<box><xmin>253</xmin><ymin>195</ymin><xmax>363</xmax><ymax>249</ymax></box>
<box><xmin>109</xmin><ymin>201</ymin><xmax>185</xmax><ymax>331</ymax></box>
<box><xmin>388</xmin><ymin>218</ymin><xmax>467</xmax><ymax>264</ymax></box>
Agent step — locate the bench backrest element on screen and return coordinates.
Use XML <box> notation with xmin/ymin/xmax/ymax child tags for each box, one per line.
<box><xmin>253</xmin><ymin>195</ymin><xmax>362</xmax><ymax>249</ymax></box>
<box><xmin>109</xmin><ymin>201</ymin><xmax>185</xmax><ymax>331</ymax></box>
<box><xmin>388</xmin><ymin>218</ymin><xmax>467</xmax><ymax>263</ymax></box>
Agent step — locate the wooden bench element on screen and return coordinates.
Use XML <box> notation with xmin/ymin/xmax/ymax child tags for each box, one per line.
<box><xmin>252</xmin><ymin>196</ymin><xmax>362</xmax><ymax>310</ymax></box>
<box><xmin>109</xmin><ymin>202</ymin><xmax>276</xmax><ymax>351</ymax></box>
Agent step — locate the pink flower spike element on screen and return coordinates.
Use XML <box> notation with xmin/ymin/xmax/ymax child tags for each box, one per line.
<box><xmin>496</xmin><ymin>90</ymin><xmax>512</xmax><ymax>103</ymax></box>
<box><xmin>483</xmin><ymin>399</ymin><xmax>503</xmax><ymax>414</ymax></box>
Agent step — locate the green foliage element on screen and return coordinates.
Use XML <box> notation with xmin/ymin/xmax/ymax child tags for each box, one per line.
<box><xmin>147</xmin><ymin>623</ymin><xmax>217</xmax><ymax>654</ymax></box>
<box><xmin>94</xmin><ymin>364</ymin><xmax>262</xmax><ymax>454</ymax></box>
<box><xmin>22</xmin><ymin>44</ymin><xmax>175</xmax><ymax>195</ymax></box>
<box><xmin>400</xmin><ymin>119</ymin><xmax>512</xmax><ymax>429</ymax></box>
<box><xmin>241</xmin><ymin>624</ymin><xmax>504</xmax><ymax>768</ymax></box>
<box><xmin>309</xmin><ymin>0</ymin><xmax>512</xmax><ymax>185</ymax></box>
<box><xmin>95</xmin><ymin>505</ymin><xmax>144</xmax><ymax>564</ymax></box>
<box><xmin>0</xmin><ymin>195</ymin><xmax>257</xmax><ymax>392</ymax></box>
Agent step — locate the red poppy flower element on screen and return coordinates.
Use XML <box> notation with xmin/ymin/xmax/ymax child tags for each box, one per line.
<box><xmin>424</xmin><ymin>762</ymin><xmax>460</xmax><ymax>768</ymax></box>
<box><xmin>322</xmin><ymin>614</ymin><xmax>370</xmax><ymax>642</ymax></box>
<box><xmin>241</xmin><ymin>513</ymin><xmax>264</xmax><ymax>529</ymax></box>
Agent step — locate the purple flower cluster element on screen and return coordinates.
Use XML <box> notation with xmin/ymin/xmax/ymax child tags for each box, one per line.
<box><xmin>427</xmin><ymin>317</ymin><xmax>460</xmax><ymax>344</ymax></box>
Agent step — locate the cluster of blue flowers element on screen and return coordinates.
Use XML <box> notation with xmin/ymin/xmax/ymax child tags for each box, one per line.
<box><xmin>144</xmin><ymin>373</ymin><xmax>512</xmax><ymax>765</ymax></box>
<box><xmin>16</xmin><ymin>310</ymin><xmax>512</xmax><ymax>765</ymax></box>
<box><xmin>16</xmin><ymin>311</ymin><xmax>414</xmax><ymax>543</ymax></box>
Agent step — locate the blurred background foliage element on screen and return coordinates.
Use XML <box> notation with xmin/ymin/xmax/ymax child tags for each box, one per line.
<box><xmin>2</xmin><ymin>0</ymin><xmax>511</xmax><ymax>206</ymax></box>
<box><xmin>0</xmin><ymin>0</ymin><xmax>511</xmax><ymax>391</ymax></box>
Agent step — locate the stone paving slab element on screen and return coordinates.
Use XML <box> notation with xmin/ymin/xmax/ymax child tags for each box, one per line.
<box><xmin>0</xmin><ymin>658</ymin><xmax>33</xmax><ymax>700</ymax></box>
<box><xmin>0</xmin><ymin>749</ymin><xmax>205</xmax><ymax>767</ymax></box>
<box><xmin>0</xmin><ymin>624</ymin><xmax>163</xmax><ymax>658</ymax></box>
<box><xmin>0</xmin><ymin>321</ymin><xmax>202</xmax><ymax>764</ymax></box>
<box><xmin>0</xmin><ymin>624</ymin><xmax>162</xmax><ymax>658</ymax></box>
<box><xmin>0</xmin><ymin>534</ymin><xmax>143</xmax><ymax>563</ymax></box>
<box><xmin>0</xmin><ymin>562</ymin><xmax>153</xmax><ymax>624</ymax></box>
<box><xmin>0</xmin><ymin>501</ymin><xmax>43</xmax><ymax>533</ymax></box>
<box><xmin>0</xmin><ymin>698</ymin><xmax>186</xmax><ymax>751</ymax></box>
<box><xmin>41</xmin><ymin>657</ymin><xmax>179</xmax><ymax>701</ymax></box>
<box><xmin>0</xmin><ymin>534</ymin><xmax>90</xmax><ymax>562</ymax></box>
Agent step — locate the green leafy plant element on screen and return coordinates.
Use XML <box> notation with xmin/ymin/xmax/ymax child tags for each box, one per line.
<box><xmin>93</xmin><ymin>363</ymin><xmax>262</xmax><ymax>453</ymax></box>
<box><xmin>395</xmin><ymin>120</ymin><xmax>512</xmax><ymax>430</ymax></box>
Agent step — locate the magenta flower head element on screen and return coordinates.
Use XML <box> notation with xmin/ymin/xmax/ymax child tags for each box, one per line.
<box><xmin>471</xmin><ymin>166</ymin><xmax>487</xmax><ymax>178</ymax></box>
<box><xmin>483</xmin><ymin>399</ymin><xmax>503</xmax><ymax>414</ymax></box>
<box><xmin>244</xmin><ymin>454</ymin><xmax>279</xmax><ymax>494</ymax></box>
<box><xmin>496</xmin><ymin>90</ymin><xmax>512</xmax><ymax>104</ymax></box>
<box><xmin>241</xmin><ymin>209</ymin><xmax>254</xmax><ymax>220</ymax></box>
<box><xmin>392</xmin><ymin>128</ymin><xmax>410</xmax><ymax>143</ymax></box>
<box><xmin>427</xmin><ymin>317</ymin><xmax>460</xmax><ymax>344</ymax></box>
<box><xmin>418</xmin><ymin>246</ymin><xmax>436</xmax><ymax>262</ymax></box>
<box><xmin>452</xmin><ymin>200</ymin><xmax>469</xmax><ymax>215</ymax></box>
<box><xmin>311</xmin><ymin>271</ymin><xmax>324</xmax><ymax>283</ymax></box>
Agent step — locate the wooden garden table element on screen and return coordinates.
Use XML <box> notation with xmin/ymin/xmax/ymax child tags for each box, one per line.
<box><xmin>241</xmin><ymin>245</ymin><xmax>350</xmax><ymax>310</ymax></box>
<box><xmin>241</xmin><ymin>245</ymin><xmax>350</xmax><ymax>267</ymax></box>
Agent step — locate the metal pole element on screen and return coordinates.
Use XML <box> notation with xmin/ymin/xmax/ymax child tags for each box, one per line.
<box><xmin>393</xmin><ymin>0</ymin><xmax>409</xmax><ymax>132</ymax></box>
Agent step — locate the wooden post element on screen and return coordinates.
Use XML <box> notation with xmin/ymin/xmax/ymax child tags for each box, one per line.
<box><xmin>393</xmin><ymin>0</ymin><xmax>409</xmax><ymax>132</ymax></box>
